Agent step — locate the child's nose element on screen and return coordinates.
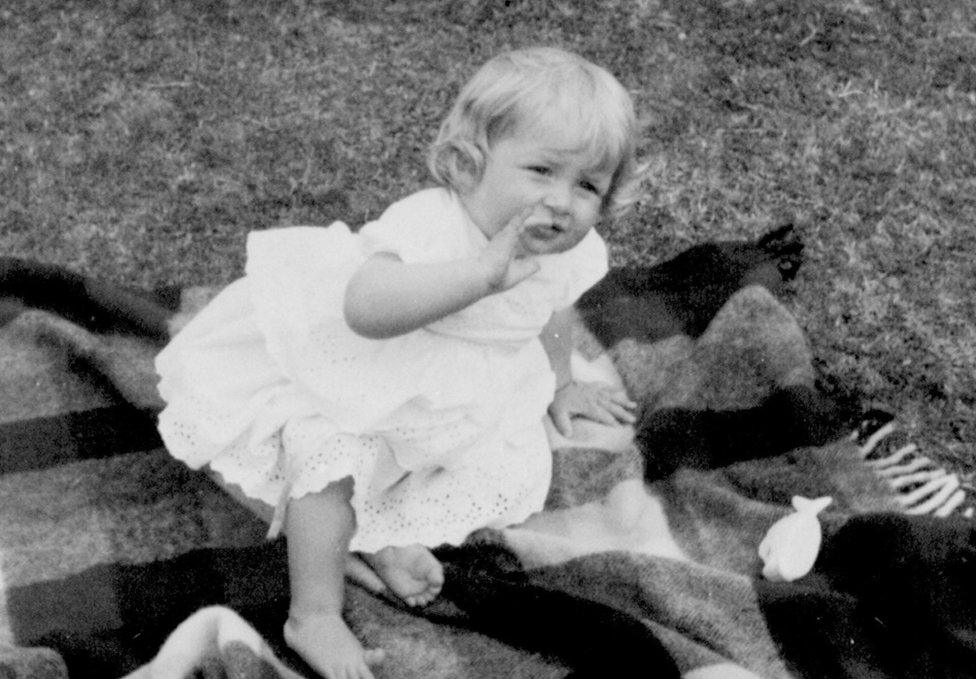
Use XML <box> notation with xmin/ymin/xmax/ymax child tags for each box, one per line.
<box><xmin>541</xmin><ymin>181</ymin><xmax>572</xmax><ymax>213</ymax></box>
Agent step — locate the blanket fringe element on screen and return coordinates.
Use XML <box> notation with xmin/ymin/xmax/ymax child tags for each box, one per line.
<box><xmin>853</xmin><ymin>412</ymin><xmax>970</xmax><ymax>519</ymax></box>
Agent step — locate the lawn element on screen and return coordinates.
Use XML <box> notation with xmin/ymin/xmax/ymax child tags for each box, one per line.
<box><xmin>2</xmin><ymin>0</ymin><xmax>975</xmax><ymax>474</ymax></box>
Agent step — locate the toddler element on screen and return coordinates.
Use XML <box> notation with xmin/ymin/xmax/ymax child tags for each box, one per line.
<box><xmin>155</xmin><ymin>46</ymin><xmax>642</xmax><ymax>679</ymax></box>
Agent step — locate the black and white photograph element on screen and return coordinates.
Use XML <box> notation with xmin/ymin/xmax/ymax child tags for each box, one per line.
<box><xmin>2</xmin><ymin>1</ymin><xmax>975</xmax><ymax>677</ymax></box>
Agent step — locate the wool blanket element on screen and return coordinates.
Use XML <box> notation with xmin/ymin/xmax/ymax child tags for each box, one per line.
<box><xmin>0</xmin><ymin>283</ymin><xmax>967</xmax><ymax>679</ymax></box>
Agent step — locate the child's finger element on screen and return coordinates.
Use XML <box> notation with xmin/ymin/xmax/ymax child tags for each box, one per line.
<box><xmin>552</xmin><ymin>408</ymin><xmax>574</xmax><ymax>438</ymax></box>
<box><xmin>606</xmin><ymin>389</ymin><xmax>638</xmax><ymax>410</ymax></box>
<box><xmin>591</xmin><ymin>382</ymin><xmax>633</xmax><ymax>401</ymax></box>
<box><xmin>581</xmin><ymin>403</ymin><xmax>620</xmax><ymax>427</ymax></box>
<box><xmin>499</xmin><ymin>206</ymin><xmax>536</xmax><ymax>240</ymax></box>
<box><xmin>603</xmin><ymin>401</ymin><xmax>637</xmax><ymax>423</ymax></box>
<box><xmin>484</xmin><ymin>206</ymin><xmax>537</xmax><ymax>266</ymax></box>
<box><xmin>584</xmin><ymin>382</ymin><xmax>636</xmax><ymax>409</ymax></box>
<box><xmin>579</xmin><ymin>389</ymin><xmax>635</xmax><ymax>425</ymax></box>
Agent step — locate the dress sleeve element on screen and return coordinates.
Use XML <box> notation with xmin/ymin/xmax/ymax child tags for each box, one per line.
<box><xmin>551</xmin><ymin>228</ymin><xmax>609</xmax><ymax>309</ymax></box>
<box><xmin>357</xmin><ymin>188</ymin><xmax>456</xmax><ymax>264</ymax></box>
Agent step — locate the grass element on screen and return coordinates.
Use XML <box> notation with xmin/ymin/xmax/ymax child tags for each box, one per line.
<box><xmin>2</xmin><ymin>0</ymin><xmax>975</xmax><ymax>473</ymax></box>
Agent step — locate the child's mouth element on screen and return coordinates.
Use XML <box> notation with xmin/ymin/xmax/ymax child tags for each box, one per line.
<box><xmin>525</xmin><ymin>222</ymin><xmax>564</xmax><ymax>238</ymax></box>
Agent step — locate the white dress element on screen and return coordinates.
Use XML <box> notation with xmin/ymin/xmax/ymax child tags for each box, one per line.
<box><xmin>155</xmin><ymin>187</ymin><xmax>608</xmax><ymax>552</ymax></box>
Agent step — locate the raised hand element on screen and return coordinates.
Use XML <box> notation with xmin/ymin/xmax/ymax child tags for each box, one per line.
<box><xmin>477</xmin><ymin>206</ymin><xmax>541</xmax><ymax>293</ymax></box>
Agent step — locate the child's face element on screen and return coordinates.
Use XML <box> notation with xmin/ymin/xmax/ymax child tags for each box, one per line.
<box><xmin>460</xmin><ymin>117</ymin><xmax>614</xmax><ymax>256</ymax></box>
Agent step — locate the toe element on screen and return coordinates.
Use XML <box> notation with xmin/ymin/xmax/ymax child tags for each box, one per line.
<box><xmin>412</xmin><ymin>587</ymin><xmax>440</xmax><ymax>607</ymax></box>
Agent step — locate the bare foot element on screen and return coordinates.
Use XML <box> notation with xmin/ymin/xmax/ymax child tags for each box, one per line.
<box><xmin>364</xmin><ymin>544</ymin><xmax>444</xmax><ymax>606</ymax></box>
<box><xmin>345</xmin><ymin>553</ymin><xmax>387</xmax><ymax>595</ymax></box>
<box><xmin>283</xmin><ymin>611</ymin><xmax>384</xmax><ymax>679</ymax></box>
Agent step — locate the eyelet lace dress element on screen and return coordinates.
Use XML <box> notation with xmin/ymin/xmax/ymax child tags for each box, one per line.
<box><xmin>155</xmin><ymin>188</ymin><xmax>608</xmax><ymax>552</ymax></box>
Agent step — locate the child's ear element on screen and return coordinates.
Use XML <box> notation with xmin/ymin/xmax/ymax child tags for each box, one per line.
<box><xmin>454</xmin><ymin>156</ymin><xmax>482</xmax><ymax>194</ymax></box>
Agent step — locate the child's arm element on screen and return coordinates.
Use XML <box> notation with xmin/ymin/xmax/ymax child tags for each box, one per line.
<box><xmin>542</xmin><ymin>308</ymin><xmax>636</xmax><ymax>438</ymax></box>
<box><xmin>344</xmin><ymin>208</ymin><xmax>539</xmax><ymax>339</ymax></box>
<box><xmin>540</xmin><ymin>307</ymin><xmax>576</xmax><ymax>392</ymax></box>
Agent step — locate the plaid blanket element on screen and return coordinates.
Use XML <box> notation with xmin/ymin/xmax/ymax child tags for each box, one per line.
<box><xmin>1</xmin><ymin>280</ymin><xmax>969</xmax><ymax>678</ymax></box>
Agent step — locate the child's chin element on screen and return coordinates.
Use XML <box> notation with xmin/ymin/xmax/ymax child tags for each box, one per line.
<box><xmin>519</xmin><ymin>240</ymin><xmax>560</xmax><ymax>256</ymax></box>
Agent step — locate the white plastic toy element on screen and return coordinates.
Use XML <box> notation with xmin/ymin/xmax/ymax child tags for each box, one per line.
<box><xmin>758</xmin><ymin>495</ymin><xmax>833</xmax><ymax>582</ymax></box>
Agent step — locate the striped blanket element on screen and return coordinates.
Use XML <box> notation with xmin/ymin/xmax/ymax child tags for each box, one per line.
<box><xmin>1</xmin><ymin>281</ymin><xmax>972</xmax><ymax>678</ymax></box>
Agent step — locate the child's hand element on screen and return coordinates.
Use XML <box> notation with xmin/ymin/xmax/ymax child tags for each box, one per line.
<box><xmin>477</xmin><ymin>207</ymin><xmax>541</xmax><ymax>293</ymax></box>
<box><xmin>548</xmin><ymin>380</ymin><xmax>637</xmax><ymax>438</ymax></box>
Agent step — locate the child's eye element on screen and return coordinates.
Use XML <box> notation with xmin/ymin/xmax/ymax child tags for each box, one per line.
<box><xmin>579</xmin><ymin>180</ymin><xmax>602</xmax><ymax>196</ymax></box>
<box><xmin>527</xmin><ymin>165</ymin><xmax>551</xmax><ymax>176</ymax></box>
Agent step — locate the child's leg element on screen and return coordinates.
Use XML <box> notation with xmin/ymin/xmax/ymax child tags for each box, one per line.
<box><xmin>282</xmin><ymin>477</ymin><xmax>385</xmax><ymax>679</ymax></box>
<box><xmin>277</xmin><ymin>421</ymin><xmax>442</xmax><ymax>608</ymax></box>
<box><xmin>344</xmin><ymin>553</ymin><xmax>388</xmax><ymax>594</ymax></box>
<box><xmin>204</xmin><ymin>471</ymin><xmax>390</xmax><ymax>596</ymax></box>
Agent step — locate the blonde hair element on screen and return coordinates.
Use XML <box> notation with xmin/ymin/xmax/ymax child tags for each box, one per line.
<box><xmin>428</xmin><ymin>47</ymin><xmax>642</xmax><ymax>220</ymax></box>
